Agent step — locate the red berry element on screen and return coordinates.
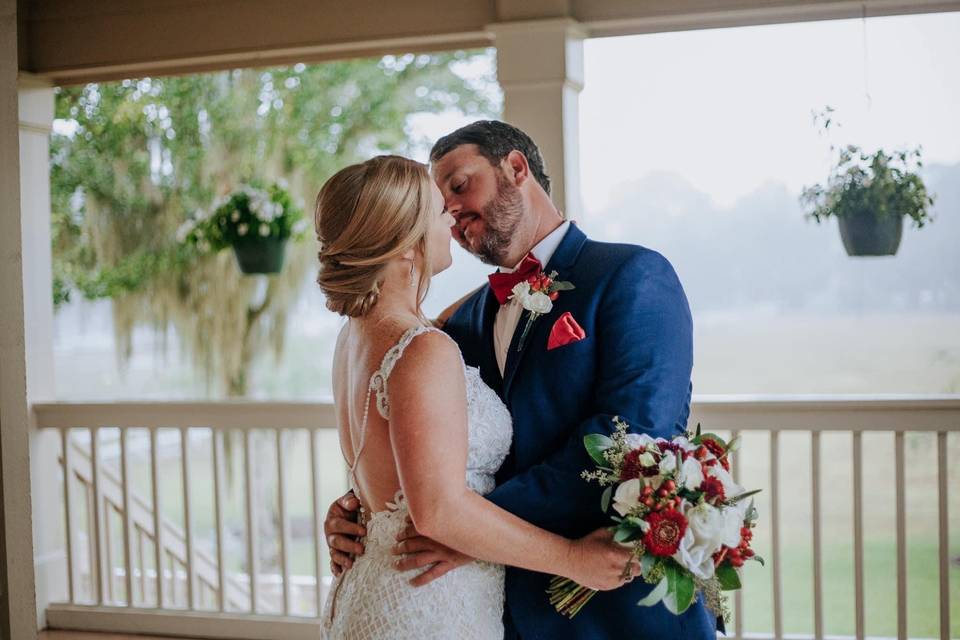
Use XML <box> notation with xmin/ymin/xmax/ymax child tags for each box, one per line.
<box><xmin>643</xmin><ymin>497</ymin><xmax>655</xmax><ymax>508</ymax></box>
<box><xmin>663</xmin><ymin>480</ymin><xmax>676</xmax><ymax>492</ymax></box>
<box><xmin>657</xmin><ymin>488</ymin><xmax>669</xmax><ymax>498</ymax></box>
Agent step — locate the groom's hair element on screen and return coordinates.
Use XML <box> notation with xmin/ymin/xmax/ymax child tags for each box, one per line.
<box><xmin>430</xmin><ymin>120</ymin><xmax>551</xmax><ymax>196</ymax></box>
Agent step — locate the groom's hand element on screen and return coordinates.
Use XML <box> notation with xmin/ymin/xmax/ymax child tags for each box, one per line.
<box><xmin>324</xmin><ymin>491</ymin><xmax>366</xmax><ymax>576</ymax></box>
<box><xmin>393</xmin><ymin>517</ymin><xmax>472</xmax><ymax>587</ymax></box>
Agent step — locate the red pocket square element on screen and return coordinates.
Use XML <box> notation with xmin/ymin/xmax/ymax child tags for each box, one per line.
<box><xmin>547</xmin><ymin>312</ymin><xmax>586</xmax><ymax>351</ymax></box>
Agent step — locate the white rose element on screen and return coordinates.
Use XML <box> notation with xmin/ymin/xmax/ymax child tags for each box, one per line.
<box><xmin>659</xmin><ymin>450</ymin><xmax>678</xmax><ymax>475</ymax></box>
<box><xmin>707</xmin><ymin>465</ymin><xmax>745</xmax><ymax>503</ymax></box>
<box><xmin>258</xmin><ymin>223</ymin><xmax>271</xmax><ymax>237</ymax></box>
<box><xmin>237</xmin><ymin>223</ymin><xmax>249</xmax><ymax>236</ymax></box>
<box><xmin>292</xmin><ymin>219</ymin><xmax>309</xmax><ymax>235</ymax></box>
<box><xmin>672</xmin><ymin>503</ymin><xmax>726</xmax><ymax>580</ymax></box>
<box><xmin>624</xmin><ymin>433</ymin><xmax>656</xmax><ymax>450</ymax></box>
<box><xmin>638</xmin><ymin>451</ymin><xmax>657</xmax><ymax>467</ymax></box>
<box><xmin>526</xmin><ymin>291</ymin><xmax>553</xmax><ymax>314</ymax></box>
<box><xmin>612</xmin><ymin>478</ymin><xmax>642</xmax><ymax>517</ymax></box>
<box><xmin>678</xmin><ymin>456</ymin><xmax>704</xmax><ymax>491</ymax></box>
<box><xmin>510</xmin><ymin>282</ymin><xmax>530</xmax><ymax>306</ymax></box>
<box><xmin>719</xmin><ymin>504</ymin><xmax>747</xmax><ymax>548</ymax></box>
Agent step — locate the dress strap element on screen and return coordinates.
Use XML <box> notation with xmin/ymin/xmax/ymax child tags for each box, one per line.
<box><xmin>348</xmin><ymin>325</ymin><xmax>443</xmax><ymax>489</ymax></box>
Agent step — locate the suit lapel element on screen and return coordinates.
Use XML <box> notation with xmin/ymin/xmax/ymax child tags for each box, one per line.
<box><xmin>501</xmin><ymin>224</ymin><xmax>588</xmax><ymax>399</ymax></box>
<box><xmin>477</xmin><ymin>285</ymin><xmax>504</xmax><ymax>394</ymax></box>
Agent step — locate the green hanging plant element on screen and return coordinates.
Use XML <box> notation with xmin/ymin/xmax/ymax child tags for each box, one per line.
<box><xmin>800</xmin><ymin>107</ymin><xmax>935</xmax><ymax>256</ymax></box>
<box><xmin>178</xmin><ymin>181</ymin><xmax>308</xmax><ymax>273</ymax></box>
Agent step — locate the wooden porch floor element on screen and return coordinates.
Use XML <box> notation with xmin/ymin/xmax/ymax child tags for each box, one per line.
<box><xmin>41</xmin><ymin>632</ymin><xmax>212</xmax><ymax>640</ymax></box>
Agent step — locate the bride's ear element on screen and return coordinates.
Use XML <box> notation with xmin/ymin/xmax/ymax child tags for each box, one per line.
<box><xmin>402</xmin><ymin>248</ymin><xmax>416</xmax><ymax>262</ymax></box>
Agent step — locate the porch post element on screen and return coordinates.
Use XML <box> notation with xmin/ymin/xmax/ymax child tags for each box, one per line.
<box><xmin>488</xmin><ymin>18</ymin><xmax>585</xmax><ymax>219</ymax></box>
<box><xmin>20</xmin><ymin>73</ymin><xmax>60</xmax><ymax>626</ymax></box>
<box><xmin>0</xmin><ymin>0</ymin><xmax>40</xmax><ymax>637</ymax></box>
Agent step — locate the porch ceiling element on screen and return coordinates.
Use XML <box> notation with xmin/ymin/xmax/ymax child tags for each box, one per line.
<box><xmin>17</xmin><ymin>0</ymin><xmax>960</xmax><ymax>85</ymax></box>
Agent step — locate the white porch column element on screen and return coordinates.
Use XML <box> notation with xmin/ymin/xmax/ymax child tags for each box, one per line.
<box><xmin>1</xmin><ymin>0</ymin><xmax>40</xmax><ymax>638</ymax></box>
<box><xmin>488</xmin><ymin>18</ymin><xmax>585</xmax><ymax>219</ymax></box>
<box><xmin>20</xmin><ymin>73</ymin><xmax>60</xmax><ymax>627</ymax></box>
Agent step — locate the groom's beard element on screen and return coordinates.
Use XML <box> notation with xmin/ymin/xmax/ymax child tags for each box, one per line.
<box><xmin>467</xmin><ymin>173</ymin><xmax>524</xmax><ymax>266</ymax></box>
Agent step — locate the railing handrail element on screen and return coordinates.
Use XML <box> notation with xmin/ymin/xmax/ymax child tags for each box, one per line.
<box><xmin>32</xmin><ymin>401</ymin><xmax>338</xmax><ymax>430</ymax></box>
<box><xmin>31</xmin><ymin>395</ymin><xmax>960</xmax><ymax>431</ymax></box>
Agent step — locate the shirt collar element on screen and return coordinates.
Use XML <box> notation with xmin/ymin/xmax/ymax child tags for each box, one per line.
<box><xmin>499</xmin><ymin>220</ymin><xmax>571</xmax><ymax>273</ymax></box>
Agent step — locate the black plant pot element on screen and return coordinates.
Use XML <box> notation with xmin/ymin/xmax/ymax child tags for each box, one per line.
<box><xmin>232</xmin><ymin>236</ymin><xmax>287</xmax><ymax>274</ymax></box>
<box><xmin>837</xmin><ymin>210</ymin><xmax>903</xmax><ymax>257</ymax></box>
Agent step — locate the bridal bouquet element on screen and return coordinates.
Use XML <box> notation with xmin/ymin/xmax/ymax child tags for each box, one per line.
<box><xmin>547</xmin><ymin>418</ymin><xmax>762</xmax><ymax>619</ymax></box>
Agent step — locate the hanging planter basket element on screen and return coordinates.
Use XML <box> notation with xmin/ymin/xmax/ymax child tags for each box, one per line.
<box><xmin>837</xmin><ymin>209</ymin><xmax>903</xmax><ymax>257</ymax></box>
<box><xmin>231</xmin><ymin>236</ymin><xmax>288</xmax><ymax>274</ymax></box>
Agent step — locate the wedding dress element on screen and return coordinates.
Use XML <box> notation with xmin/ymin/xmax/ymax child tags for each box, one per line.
<box><xmin>321</xmin><ymin>326</ymin><xmax>513</xmax><ymax>640</ymax></box>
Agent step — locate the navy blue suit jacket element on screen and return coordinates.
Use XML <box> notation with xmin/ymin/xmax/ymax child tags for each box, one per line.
<box><xmin>444</xmin><ymin>225</ymin><xmax>717</xmax><ymax>639</ymax></box>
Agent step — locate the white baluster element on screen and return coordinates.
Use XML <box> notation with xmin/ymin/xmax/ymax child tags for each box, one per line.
<box><xmin>181</xmin><ymin>427</ymin><xmax>196</xmax><ymax>609</ymax></box>
<box><xmin>895</xmin><ymin>431</ymin><xmax>907</xmax><ymax>639</ymax></box>
<box><xmin>811</xmin><ymin>430</ymin><xmax>823</xmax><ymax>640</ymax></box>
<box><xmin>212</xmin><ymin>428</ymin><xmax>227</xmax><ymax>612</ymax></box>
<box><xmin>150</xmin><ymin>427</ymin><xmax>164</xmax><ymax>608</ymax></box>
<box><xmin>853</xmin><ymin>431</ymin><xmax>864</xmax><ymax>640</ymax></box>
<box><xmin>91</xmin><ymin>427</ymin><xmax>104</xmax><ymax>605</ymax></box>
<box><xmin>311</xmin><ymin>427</ymin><xmax>324</xmax><ymax>616</ymax></box>
<box><xmin>61</xmin><ymin>428</ymin><xmax>75</xmax><ymax>604</ymax></box>
<box><xmin>120</xmin><ymin>429</ymin><xmax>133</xmax><ymax>606</ymax></box>
<box><xmin>937</xmin><ymin>431</ymin><xmax>950</xmax><ymax>640</ymax></box>
<box><xmin>769</xmin><ymin>431</ymin><xmax>782</xmax><ymax>640</ymax></box>
<box><xmin>244</xmin><ymin>429</ymin><xmax>259</xmax><ymax>613</ymax></box>
<box><xmin>277</xmin><ymin>429</ymin><xmax>291</xmax><ymax>615</ymax></box>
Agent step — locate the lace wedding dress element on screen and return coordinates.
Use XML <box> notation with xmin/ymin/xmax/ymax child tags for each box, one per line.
<box><xmin>321</xmin><ymin>326</ymin><xmax>513</xmax><ymax>640</ymax></box>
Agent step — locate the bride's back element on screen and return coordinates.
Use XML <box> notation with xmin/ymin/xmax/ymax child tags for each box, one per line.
<box><xmin>331</xmin><ymin>319</ymin><xmax>413</xmax><ymax>513</ymax></box>
<box><xmin>314</xmin><ymin>155</ymin><xmax>442</xmax><ymax>515</ymax></box>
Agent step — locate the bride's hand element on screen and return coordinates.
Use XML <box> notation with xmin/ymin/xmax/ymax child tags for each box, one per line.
<box><xmin>567</xmin><ymin>528</ymin><xmax>638</xmax><ymax>591</ymax></box>
<box><xmin>393</xmin><ymin>516</ymin><xmax>473</xmax><ymax>587</ymax></box>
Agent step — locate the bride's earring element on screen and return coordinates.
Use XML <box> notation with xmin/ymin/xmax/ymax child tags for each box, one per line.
<box><xmin>409</xmin><ymin>261</ymin><xmax>416</xmax><ymax>287</ymax></box>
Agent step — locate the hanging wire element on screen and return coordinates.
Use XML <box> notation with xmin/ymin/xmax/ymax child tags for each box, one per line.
<box><xmin>861</xmin><ymin>3</ymin><xmax>873</xmax><ymax>110</ymax></box>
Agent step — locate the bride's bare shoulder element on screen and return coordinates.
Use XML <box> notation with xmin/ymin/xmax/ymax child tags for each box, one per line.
<box><xmin>389</xmin><ymin>328</ymin><xmax>462</xmax><ymax>381</ymax></box>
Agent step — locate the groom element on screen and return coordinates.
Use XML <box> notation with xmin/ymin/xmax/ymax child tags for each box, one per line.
<box><xmin>325</xmin><ymin>120</ymin><xmax>717</xmax><ymax>639</ymax></box>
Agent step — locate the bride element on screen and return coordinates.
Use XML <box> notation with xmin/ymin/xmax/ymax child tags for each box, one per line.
<box><xmin>315</xmin><ymin>155</ymin><xmax>634</xmax><ymax>639</ymax></box>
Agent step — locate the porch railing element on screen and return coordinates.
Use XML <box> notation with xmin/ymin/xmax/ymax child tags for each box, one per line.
<box><xmin>32</xmin><ymin>396</ymin><xmax>958</xmax><ymax>640</ymax></box>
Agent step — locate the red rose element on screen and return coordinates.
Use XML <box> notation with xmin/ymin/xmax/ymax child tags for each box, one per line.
<box><xmin>700</xmin><ymin>437</ymin><xmax>730</xmax><ymax>471</ymax></box>
<box><xmin>658</xmin><ymin>440</ymin><xmax>687</xmax><ymax>461</ymax></box>
<box><xmin>643</xmin><ymin>509</ymin><xmax>688</xmax><ymax>557</ymax></box>
<box><xmin>620</xmin><ymin>449</ymin><xmax>644</xmax><ymax>481</ymax></box>
<box><xmin>699</xmin><ymin>476</ymin><xmax>726</xmax><ymax>504</ymax></box>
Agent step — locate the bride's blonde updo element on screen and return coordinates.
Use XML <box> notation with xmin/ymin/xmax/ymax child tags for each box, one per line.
<box><xmin>314</xmin><ymin>155</ymin><xmax>434</xmax><ymax>317</ymax></box>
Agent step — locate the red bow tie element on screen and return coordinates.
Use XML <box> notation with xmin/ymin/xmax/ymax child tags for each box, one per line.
<box><xmin>488</xmin><ymin>253</ymin><xmax>543</xmax><ymax>305</ymax></box>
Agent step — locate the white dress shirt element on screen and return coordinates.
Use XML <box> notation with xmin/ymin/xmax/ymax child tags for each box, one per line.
<box><xmin>493</xmin><ymin>221</ymin><xmax>572</xmax><ymax>375</ymax></box>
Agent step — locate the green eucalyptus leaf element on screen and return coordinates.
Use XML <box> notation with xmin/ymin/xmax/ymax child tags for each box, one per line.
<box><xmin>584</xmin><ymin>434</ymin><xmax>614</xmax><ymax>466</ymax></box>
<box><xmin>716</xmin><ymin>563</ymin><xmax>742</xmax><ymax>591</ymax></box>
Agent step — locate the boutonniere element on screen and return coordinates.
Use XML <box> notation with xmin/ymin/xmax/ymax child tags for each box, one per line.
<box><xmin>509</xmin><ymin>270</ymin><xmax>575</xmax><ymax>351</ymax></box>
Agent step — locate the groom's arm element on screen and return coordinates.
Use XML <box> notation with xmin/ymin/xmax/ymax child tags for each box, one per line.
<box><xmin>486</xmin><ymin>249</ymin><xmax>693</xmax><ymax>532</ymax></box>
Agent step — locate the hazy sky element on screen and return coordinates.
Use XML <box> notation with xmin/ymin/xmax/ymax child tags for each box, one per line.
<box><xmin>578</xmin><ymin>12</ymin><xmax>960</xmax><ymax>210</ymax></box>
